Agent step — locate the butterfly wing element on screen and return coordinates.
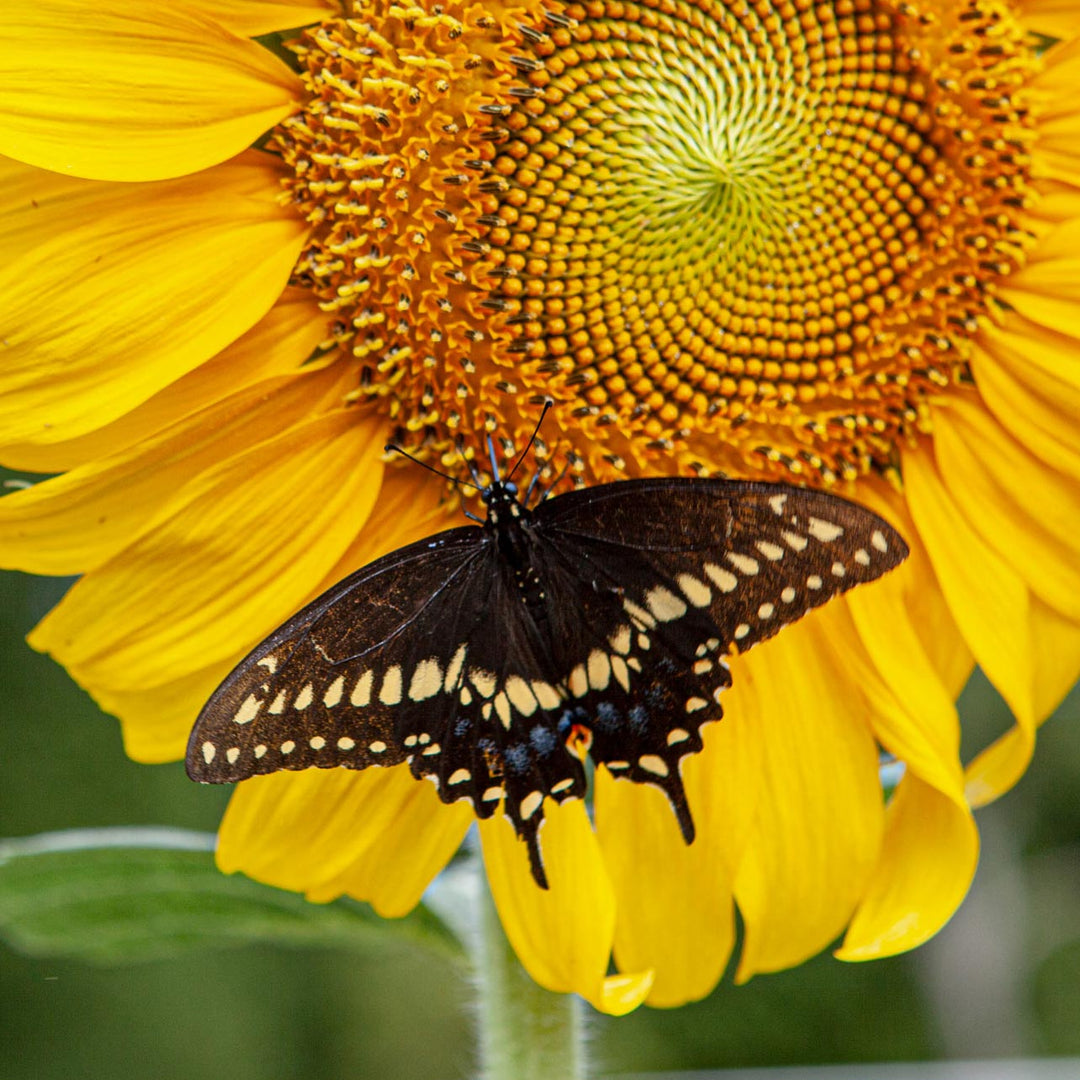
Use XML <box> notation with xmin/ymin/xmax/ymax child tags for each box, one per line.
<box><xmin>186</xmin><ymin>525</ymin><xmax>489</xmax><ymax>782</ymax></box>
<box><xmin>528</xmin><ymin>477</ymin><xmax>908</xmax><ymax>828</ymax></box>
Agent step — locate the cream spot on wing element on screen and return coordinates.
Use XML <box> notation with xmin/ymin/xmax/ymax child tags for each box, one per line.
<box><xmin>233</xmin><ymin>693</ymin><xmax>262</xmax><ymax>725</ymax></box>
<box><xmin>404</xmin><ymin>734</ymin><xmax>418</xmax><ymax>747</ymax></box>
<box><xmin>608</xmin><ymin>624</ymin><xmax>632</xmax><ymax>655</ymax></box>
<box><xmin>226</xmin><ymin>747</ymin><xmax>240</xmax><ymax>764</ymax></box>
<box><xmin>254</xmin><ymin>744</ymin><xmax>267</xmax><ymax>759</ymax></box>
<box><xmin>713</xmin><ymin>685</ymin><xmax>725</xmax><ymax>704</ymax></box>
<box><xmin>782</xmin><ymin>530</ymin><xmax>809</xmax><ymax>552</ymax></box>
<box><xmin>758</xmin><ymin>602</ymin><xmax>775</xmax><ymax>619</ymax></box>
<box><xmin>693</xmin><ymin>659</ymin><xmax>713</xmax><ymax>675</ymax></box>
<box><xmin>646</xmin><ymin>585</ymin><xmax>687</xmax><ymax>622</ymax></box>
<box><xmin>323</xmin><ymin>676</ymin><xmax>345</xmax><ymax>708</ymax></box>
<box><xmin>408</xmin><ymin>657</ymin><xmax>443</xmax><ymax>702</ymax></box>
<box><xmin>459</xmin><ymin>686</ymin><xmax>473</xmax><ymax>705</ymax></box>
<box><xmin>831</xmin><ymin>561</ymin><xmax>846</xmax><ymax>577</ymax></box>
<box><xmin>493</xmin><ymin>691</ymin><xmax>512</xmax><ymax>729</ymax></box>
<box><xmin>280</xmin><ymin>740</ymin><xmax>296</xmax><ymax>754</ymax></box>
<box><xmin>685</xmin><ymin>696</ymin><xmax>709</xmax><ymax>713</ymax></box>
<box><xmin>587</xmin><ymin>649</ymin><xmax>611</xmax><ymax>691</ymax></box>
<box><xmin>337</xmin><ymin>736</ymin><xmax>356</xmax><ymax>751</ymax></box>
<box><xmin>257</xmin><ymin>655</ymin><xmax>278</xmax><ymax>674</ymax></box>
<box><xmin>482</xmin><ymin>785</ymin><xmax>505</xmax><ymax>802</ymax></box>
<box><xmin>756</xmin><ymin>540</ymin><xmax>785</xmax><ymax>562</ymax></box>
<box><xmin>505</xmin><ymin>675</ymin><xmax>538</xmax><ymax>716</ymax></box>
<box><xmin>769</xmin><ymin>493</ymin><xmax>788</xmax><ymax>516</ymax></box>
<box><xmin>568</xmin><ymin>664</ymin><xmax>588</xmax><ymax>698</ymax></box>
<box><xmin>623</xmin><ymin>598</ymin><xmax>657</xmax><ymax>628</ymax></box>
<box><xmin>481</xmin><ymin>701</ymin><xmax>492</xmax><ymax>720</ymax></box>
<box><xmin>636</xmin><ymin>634</ymin><xmax>650</xmax><ymax>651</ymax></box>
<box><xmin>531</xmin><ymin>679</ymin><xmax>561</xmax><ymax>710</ymax></box>
<box><xmin>726</xmin><ymin>551</ymin><xmax>760</xmax><ymax>576</ymax></box>
<box><xmin>854</xmin><ymin>548</ymin><xmax>871</xmax><ymax>566</ymax></box>
<box><xmin>469</xmin><ymin>668</ymin><xmax>497</xmax><ymax>698</ymax></box>
<box><xmin>606</xmin><ymin>760</ymin><xmax>630</xmax><ymax>770</ymax></box>
<box><xmin>268</xmin><ymin>690</ymin><xmax>287</xmax><ymax>715</ymax></box>
<box><xmin>872</xmin><ymin>529</ymin><xmax>889</xmax><ymax>553</ymax></box>
<box><xmin>808</xmin><ymin>516</ymin><xmax>845</xmax><ymax>542</ymax></box>
<box><xmin>449</xmin><ymin>768</ymin><xmax>471</xmax><ymax>785</ymax></box>
<box><xmin>677</xmin><ymin>573</ymin><xmax>712</xmax><ymax>608</ymax></box>
<box><xmin>379</xmin><ymin>665</ymin><xmax>403</xmax><ymax>705</ymax></box>
<box><xmin>369</xmin><ymin>740</ymin><xmax>387</xmax><ymax>753</ymax></box>
<box><xmin>807</xmin><ymin>574</ymin><xmax>823</xmax><ymax>590</ymax></box>
<box><xmin>627</xmin><ymin>656</ymin><xmax>643</xmax><ymax>672</ymax></box>
<box><xmin>294</xmin><ymin>683</ymin><xmax>314</xmax><ymax>711</ymax></box>
<box><xmin>667</xmin><ymin>728</ymin><xmax>691</xmax><ymax>746</ymax></box>
<box><xmin>638</xmin><ymin>754</ymin><xmax>670</xmax><ymax>777</ymax></box>
<box><xmin>422</xmin><ymin>742</ymin><xmax>441</xmax><ymax>756</ymax></box>
<box><xmin>202</xmin><ymin>741</ymin><xmax>216</xmax><ymax>764</ymax></box>
<box><xmin>611</xmin><ymin>655</ymin><xmax>630</xmax><ymax>692</ymax></box>
<box><xmin>309</xmin><ymin>736</ymin><xmax>326</xmax><ymax>750</ymax></box>
<box><xmin>704</xmin><ymin>562</ymin><xmax>738</xmax><ymax>592</ymax></box>
<box><xmin>551</xmin><ymin>777</ymin><xmax>575</xmax><ymax>794</ymax></box>
<box><xmin>520</xmin><ymin>791</ymin><xmax>543</xmax><ymax>820</ymax></box>
<box><xmin>443</xmin><ymin>643</ymin><xmax>467</xmax><ymax>690</ymax></box>
<box><xmin>781</xmin><ymin>586</ymin><xmax>796</xmax><ymax>603</ymax></box>
<box><xmin>417</xmin><ymin>733</ymin><xmax>431</xmax><ymax>745</ymax></box>
<box><xmin>734</xmin><ymin>623</ymin><xmax>751</xmax><ymax>640</ymax></box>
<box><xmin>350</xmin><ymin>670</ymin><xmax>374</xmax><ymax>707</ymax></box>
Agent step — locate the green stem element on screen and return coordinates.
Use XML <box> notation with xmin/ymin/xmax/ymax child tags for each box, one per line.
<box><xmin>472</xmin><ymin>869</ymin><xmax>587</xmax><ymax>1080</ymax></box>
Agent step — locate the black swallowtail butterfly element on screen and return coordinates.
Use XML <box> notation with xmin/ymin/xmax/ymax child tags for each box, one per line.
<box><xmin>187</xmin><ymin>443</ymin><xmax>908</xmax><ymax>887</ymax></box>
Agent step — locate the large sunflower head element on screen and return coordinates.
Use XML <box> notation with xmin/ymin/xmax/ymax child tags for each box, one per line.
<box><xmin>0</xmin><ymin>0</ymin><xmax>1078</xmax><ymax>1015</ymax></box>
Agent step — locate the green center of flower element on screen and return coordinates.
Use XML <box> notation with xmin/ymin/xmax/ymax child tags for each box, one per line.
<box><xmin>271</xmin><ymin>0</ymin><xmax>1039</xmax><ymax>485</ymax></box>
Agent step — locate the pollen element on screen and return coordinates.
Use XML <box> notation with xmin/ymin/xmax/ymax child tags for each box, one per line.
<box><xmin>272</xmin><ymin>0</ymin><xmax>1039</xmax><ymax>488</ymax></box>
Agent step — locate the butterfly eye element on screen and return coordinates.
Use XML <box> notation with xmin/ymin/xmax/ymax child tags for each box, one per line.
<box><xmin>504</xmin><ymin>481</ymin><xmax>518</xmax><ymax>496</ymax></box>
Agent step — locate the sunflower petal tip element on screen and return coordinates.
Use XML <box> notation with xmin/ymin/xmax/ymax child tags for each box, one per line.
<box><xmin>594</xmin><ymin>971</ymin><xmax>654</xmax><ymax>1016</ymax></box>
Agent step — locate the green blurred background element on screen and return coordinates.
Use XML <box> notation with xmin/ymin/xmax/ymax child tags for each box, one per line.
<box><xmin>2</xmin><ymin>561</ymin><xmax>1078</xmax><ymax>1079</ymax></box>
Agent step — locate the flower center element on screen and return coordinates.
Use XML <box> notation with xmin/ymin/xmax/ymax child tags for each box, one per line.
<box><xmin>272</xmin><ymin>0</ymin><xmax>1037</xmax><ymax>484</ymax></box>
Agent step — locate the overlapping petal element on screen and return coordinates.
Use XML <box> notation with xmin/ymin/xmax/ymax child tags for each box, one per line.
<box><xmin>1030</xmin><ymin>38</ymin><xmax>1080</xmax><ymax>187</ymax></box>
<box><xmin>1017</xmin><ymin>0</ymin><xmax>1080</xmax><ymax>38</ymax></box>
<box><xmin>30</xmin><ymin>403</ymin><xmax>385</xmax><ymax>696</ymax></box>
<box><xmin>186</xmin><ymin>0</ymin><xmax>335</xmax><ymax>37</ymax></box>
<box><xmin>0</xmin><ymin>152</ymin><xmax>309</xmax><ymax>450</ymax></box>
<box><xmin>480</xmin><ymin>799</ymin><xmax>653</xmax><ymax>1015</ymax></box>
<box><xmin>218</xmin><ymin>766</ymin><xmax>473</xmax><ymax>917</ymax></box>
<box><xmin>730</xmin><ymin>616</ymin><xmax>884</xmax><ymax>981</ymax></box>
<box><xmin>0</xmin><ymin>0</ymin><xmax>303</xmax><ymax>181</ymax></box>
<box><xmin>596</xmin><ymin>710</ymin><xmax>760</xmax><ymax>1006</ymax></box>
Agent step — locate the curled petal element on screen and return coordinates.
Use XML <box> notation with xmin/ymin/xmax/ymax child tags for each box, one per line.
<box><xmin>838</xmin><ymin>773</ymin><xmax>978</xmax><ymax>960</ymax></box>
<box><xmin>0</xmin><ymin>0</ymin><xmax>302</xmax><ymax>181</ymax></box>
<box><xmin>480</xmin><ymin>799</ymin><xmax>653</xmax><ymax>1015</ymax></box>
<box><xmin>218</xmin><ymin>767</ymin><xmax>472</xmax><ymax>917</ymax></box>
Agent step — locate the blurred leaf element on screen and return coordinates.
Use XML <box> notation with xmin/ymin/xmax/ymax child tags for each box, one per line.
<box><xmin>0</xmin><ymin>828</ymin><xmax>465</xmax><ymax>967</ymax></box>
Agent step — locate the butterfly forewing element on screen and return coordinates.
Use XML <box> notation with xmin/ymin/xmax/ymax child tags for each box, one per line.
<box><xmin>188</xmin><ymin>472</ymin><xmax>908</xmax><ymax>889</ymax></box>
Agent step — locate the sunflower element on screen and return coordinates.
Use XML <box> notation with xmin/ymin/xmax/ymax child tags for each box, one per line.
<box><xmin>1</xmin><ymin>0</ymin><xmax>1078</xmax><ymax>1016</ymax></box>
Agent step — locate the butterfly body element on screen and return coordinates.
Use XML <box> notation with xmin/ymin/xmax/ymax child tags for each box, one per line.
<box><xmin>188</xmin><ymin>475</ymin><xmax>908</xmax><ymax>886</ymax></box>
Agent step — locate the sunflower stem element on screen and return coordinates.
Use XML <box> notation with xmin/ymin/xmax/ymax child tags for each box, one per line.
<box><xmin>473</xmin><ymin>868</ymin><xmax>587</xmax><ymax>1080</ymax></box>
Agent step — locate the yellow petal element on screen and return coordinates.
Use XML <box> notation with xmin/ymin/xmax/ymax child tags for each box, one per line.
<box><xmin>479</xmin><ymin>799</ymin><xmax>652</xmax><ymax>1015</ymax></box>
<box><xmin>1016</xmin><ymin>0</ymin><xmax>1080</xmax><ymax>37</ymax></box>
<box><xmin>931</xmin><ymin>395</ymin><xmax>1080</xmax><ymax>619</ymax></box>
<box><xmin>0</xmin><ymin>152</ymin><xmax>308</xmax><ymax>449</ymax></box>
<box><xmin>595</xmin><ymin>716</ymin><xmax>758</xmax><ymax>1006</ymax></box>
<box><xmin>0</xmin><ymin>287</ymin><xmax>326</xmax><ymax>474</ymax></box>
<box><xmin>973</xmin><ymin>317</ymin><xmax>1080</xmax><ymax>482</ymax></box>
<box><xmin>29</xmin><ymin>407</ymin><xmax>386</xmax><ymax>691</ymax></box>
<box><xmin>183</xmin><ymin>0</ymin><xmax>334</xmax><ymax>36</ymax></box>
<box><xmin>0</xmin><ymin>364</ymin><xmax>347</xmax><ymax>576</ymax></box>
<box><xmin>1030</xmin><ymin>39</ymin><xmax>1080</xmax><ymax>187</ymax></box>
<box><xmin>730</xmin><ymin>616</ymin><xmax>884</xmax><ymax>981</ymax></box>
<box><xmin>965</xmin><ymin>595</ymin><xmax>1080</xmax><ymax>806</ymax></box>
<box><xmin>837</xmin><ymin>773</ymin><xmax>978</xmax><ymax>960</ymax></box>
<box><xmin>998</xmin><ymin>216</ymin><xmax>1080</xmax><ymax>336</ymax></box>
<box><xmin>218</xmin><ymin>766</ymin><xmax>472</xmax><ymax>917</ymax></box>
<box><xmin>0</xmin><ymin>0</ymin><xmax>301</xmax><ymax>181</ymax></box>
<box><xmin>903</xmin><ymin>442</ymin><xmax>1037</xmax><ymax>756</ymax></box>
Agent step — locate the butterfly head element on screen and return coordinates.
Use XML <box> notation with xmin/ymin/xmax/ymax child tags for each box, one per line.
<box><xmin>480</xmin><ymin>478</ymin><xmax>528</xmax><ymax>526</ymax></box>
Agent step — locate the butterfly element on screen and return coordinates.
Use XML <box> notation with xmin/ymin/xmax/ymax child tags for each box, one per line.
<box><xmin>187</xmin><ymin>438</ymin><xmax>908</xmax><ymax>887</ymax></box>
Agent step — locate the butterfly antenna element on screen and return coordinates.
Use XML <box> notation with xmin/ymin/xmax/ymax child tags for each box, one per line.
<box><xmin>486</xmin><ymin>433</ymin><xmax>501</xmax><ymax>483</ymax></box>
<box><xmin>384</xmin><ymin>443</ymin><xmax>482</xmax><ymax>492</ymax></box>
<box><xmin>506</xmin><ymin>398</ymin><xmax>553</xmax><ymax>482</ymax></box>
